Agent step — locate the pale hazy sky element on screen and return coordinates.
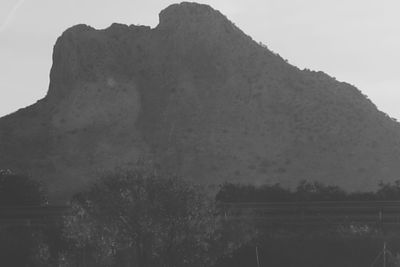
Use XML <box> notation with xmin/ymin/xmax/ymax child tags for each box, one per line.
<box><xmin>0</xmin><ymin>0</ymin><xmax>399</xmax><ymax>118</ymax></box>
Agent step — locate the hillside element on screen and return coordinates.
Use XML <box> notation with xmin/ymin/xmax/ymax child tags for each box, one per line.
<box><xmin>1</xmin><ymin>2</ymin><xmax>400</xmax><ymax>202</ymax></box>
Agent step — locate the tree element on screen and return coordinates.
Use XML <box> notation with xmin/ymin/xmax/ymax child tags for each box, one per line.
<box><xmin>216</xmin><ymin>182</ymin><xmax>293</xmax><ymax>202</ymax></box>
<box><xmin>376</xmin><ymin>180</ymin><xmax>400</xmax><ymax>200</ymax></box>
<box><xmin>0</xmin><ymin>169</ymin><xmax>47</xmax><ymax>206</ymax></box>
<box><xmin>0</xmin><ymin>170</ymin><xmax>52</xmax><ymax>266</ymax></box>
<box><xmin>62</xmin><ymin>167</ymin><xmax>254</xmax><ymax>266</ymax></box>
<box><xmin>295</xmin><ymin>180</ymin><xmax>347</xmax><ymax>201</ymax></box>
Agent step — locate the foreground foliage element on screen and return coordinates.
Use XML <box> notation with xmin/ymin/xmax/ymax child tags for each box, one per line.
<box><xmin>61</xmin><ymin>167</ymin><xmax>254</xmax><ymax>266</ymax></box>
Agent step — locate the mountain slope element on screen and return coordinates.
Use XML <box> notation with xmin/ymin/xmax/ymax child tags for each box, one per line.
<box><xmin>1</xmin><ymin>2</ymin><xmax>400</xmax><ymax>202</ymax></box>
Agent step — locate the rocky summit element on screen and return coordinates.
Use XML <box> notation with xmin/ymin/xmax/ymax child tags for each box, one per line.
<box><xmin>1</xmin><ymin>2</ymin><xmax>400</xmax><ymax>202</ymax></box>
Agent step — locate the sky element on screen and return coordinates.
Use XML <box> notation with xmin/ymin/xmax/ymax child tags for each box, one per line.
<box><xmin>0</xmin><ymin>0</ymin><xmax>399</xmax><ymax>118</ymax></box>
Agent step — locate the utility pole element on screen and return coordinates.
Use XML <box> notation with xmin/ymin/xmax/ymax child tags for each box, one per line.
<box><xmin>370</xmin><ymin>241</ymin><xmax>390</xmax><ymax>267</ymax></box>
<box><xmin>256</xmin><ymin>246</ymin><xmax>260</xmax><ymax>267</ymax></box>
<box><xmin>383</xmin><ymin>242</ymin><xmax>386</xmax><ymax>267</ymax></box>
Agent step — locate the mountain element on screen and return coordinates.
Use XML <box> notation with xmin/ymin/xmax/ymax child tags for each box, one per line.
<box><xmin>1</xmin><ymin>2</ymin><xmax>400</xmax><ymax>202</ymax></box>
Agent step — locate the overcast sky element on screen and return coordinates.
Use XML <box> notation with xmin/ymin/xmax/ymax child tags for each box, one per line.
<box><xmin>0</xmin><ymin>0</ymin><xmax>399</xmax><ymax>118</ymax></box>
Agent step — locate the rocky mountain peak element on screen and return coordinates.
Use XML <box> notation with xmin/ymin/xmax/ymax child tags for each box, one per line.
<box><xmin>2</xmin><ymin>3</ymin><xmax>400</xmax><ymax>203</ymax></box>
<box><xmin>157</xmin><ymin>2</ymin><xmax>248</xmax><ymax>44</ymax></box>
<box><xmin>159</xmin><ymin>2</ymin><xmax>225</xmax><ymax>28</ymax></box>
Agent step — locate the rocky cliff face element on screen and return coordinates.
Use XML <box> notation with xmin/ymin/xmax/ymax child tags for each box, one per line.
<box><xmin>1</xmin><ymin>2</ymin><xmax>400</xmax><ymax>202</ymax></box>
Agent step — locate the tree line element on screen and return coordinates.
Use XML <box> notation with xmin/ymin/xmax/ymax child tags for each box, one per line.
<box><xmin>0</xmin><ymin>168</ymin><xmax>254</xmax><ymax>266</ymax></box>
<box><xmin>216</xmin><ymin>180</ymin><xmax>400</xmax><ymax>203</ymax></box>
<box><xmin>3</xmin><ymin>167</ymin><xmax>400</xmax><ymax>266</ymax></box>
